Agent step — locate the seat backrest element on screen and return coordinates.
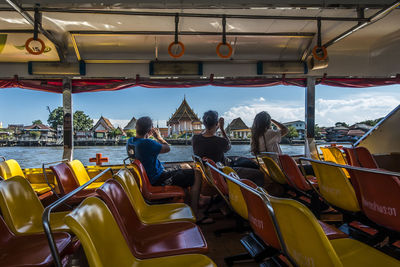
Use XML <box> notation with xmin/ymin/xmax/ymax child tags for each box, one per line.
<box><xmin>269</xmin><ymin>195</ymin><xmax>342</xmax><ymax>266</ymax></box>
<box><xmin>203</xmin><ymin>158</ymin><xmax>229</xmax><ymax>196</ymax></box>
<box><xmin>261</xmin><ymin>156</ymin><xmax>287</xmax><ymax>184</ymax></box>
<box><xmin>0</xmin><ymin>159</ymin><xmax>25</xmax><ymax>179</ymax></box>
<box><xmin>131</xmin><ymin>159</ymin><xmax>151</xmax><ymax>191</ymax></box>
<box><xmin>96</xmin><ymin>179</ymin><xmax>142</xmax><ymax>249</ymax></box>
<box><xmin>321</xmin><ymin>147</ymin><xmax>350</xmax><ymax>178</ymax></box>
<box><xmin>278</xmin><ymin>155</ymin><xmax>311</xmax><ymax>192</ymax></box>
<box><xmin>240</xmin><ymin>179</ymin><xmax>281</xmax><ymax>250</ymax></box>
<box><xmin>355</xmin><ymin>147</ymin><xmax>378</xmax><ymax>169</ymax></box>
<box><xmin>67</xmin><ymin>160</ymin><xmax>91</xmax><ymax>186</ymax></box>
<box><xmin>50</xmin><ymin>163</ymin><xmax>80</xmax><ymax>194</ymax></box>
<box><xmin>311</xmin><ymin>161</ymin><xmax>360</xmax><ymax>212</ymax></box>
<box><xmin>222</xmin><ymin>166</ymin><xmax>248</xmax><ymax>220</ymax></box>
<box><xmin>113</xmin><ymin>168</ymin><xmax>148</xmax><ymax>215</ymax></box>
<box><xmin>0</xmin><ymin>176</ymin><xmax>44</xmax><ymax>234</ymax></box>
<box><xmin>0</xmin><ymin>215</ymin><xmax>13</xmax><ymax>244</ymax></box>
<box><xmin>343</xmin><ymin>147</ymin><xmax>360</xmax><ymax>167</ymax></box>
<box><xmin>350</xmin><ymin>169</ymin><xmax>400</xmax><ymax>232</ymax></box>
<box><xmin>65</xmin><ymin>197</ymin><xmax>136</xmax><ymax>267</ymax></box>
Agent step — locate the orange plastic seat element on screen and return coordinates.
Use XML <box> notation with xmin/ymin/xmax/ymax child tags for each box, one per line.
<box><xmin>114</xmin><ymin>168</ymin><xmax>195</xmax><ymax>224</ymax></box>
<box><xmin>278</xmin><ymin>154</ymin><xmax>313</xmax><ymax>192</ymax></box>
<box><xmin>267</xmin><ymin>191</ymin><xmax>400</xmax><ymax>266</ymax></box>
<box><xmin>321</xmin><ymin>146</ymin><xmax>351</xmax><ymax>178</ymax></box>
<box><xmin>0</xmin><ymin>176</ymin><xmax>69</xmax><ymax>235</ymax></box>
<box><xmin>311</xmin><ymin>160</ymin><xmax>360</xmax><ymax>212</ymax></box>
<box><xmin>67</xmin><ymin>160</ymin><xmax>104</xmax><ymax>189</ymax></box>
<box><xmin>347</xmin><ymin>147</ymin><xmax>379</xmax><ymax>169</ymax></box>
<box><xmin>96</xmin><ymin>179</ymin><xmax>208</xmax><ymax>258</ymax></box>
<box><xmin>65</xmin><ymin>197</ymin><xmax>216</xmax><ymax>267</ymax></box>
<box><xmin>0</xmin><ymin>216</ymin><xmax>73</xmax><ymax>267</ymax></box>
<box><xmin>50</xmin><ymin>162</ymin><xmax>97</xmax><ymax>205</ymax></box>
<box><xmin>0</xmin><ymin>159</ymin><xmax>52</xmax><ymax>196</ymax></box>
<box><xmin>203</xmin><ymin>158</ymin><xmax>229</xmax><ymax>200</ymax></box>
<box><xmin>350</xmin><ymin>168</ymin><xmax>400</xmax><ymax>232</ymax></box>
<box><xmin>261</xmin><ymin>156</ymin><xmax>288</xmax><ymax>185</ymax></box>
<box><xmin>131</xmin><ymin>159</ymin><xmax>185</xmax><ymax>202</ymax></box>
<box><xmin>343</xmin><ymin>147</ymin><xmax>361</xmax><ymax>167</ymax></box>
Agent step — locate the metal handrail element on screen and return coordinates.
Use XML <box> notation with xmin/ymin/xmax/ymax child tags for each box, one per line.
<box><xmin>42</xmin><ymin>159</ymin><xmax>68</xmax><ymax>199</ymax></box>
<box><xmin>205</xmin><ymin>161</ymin><xmax>297</xmax><ymax>267</ymax></box>
<box><xmin>42</xmin><ymin>167</ymin><xmax>112</xmax><ymax>267</ymax></box>
<box><xmin>123</xmin><ymin>156</ymin><xmax>132</xmax><ymax>168</ymax></box>
<box><xmin>299</xmin><ymin>157</ymin><xmax>400</xmax><ymax>177</ymax></box>
<box><xmin>0</xmin><ymin>156</ymin><xmax>6</xmax><ymax>162</ymax></box>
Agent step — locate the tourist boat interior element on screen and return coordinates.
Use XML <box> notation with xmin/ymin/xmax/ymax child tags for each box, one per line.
<box><xmin>1</xmin><ymin>0</ymin><xmax>400</xmax><ymax>266</ymax></box>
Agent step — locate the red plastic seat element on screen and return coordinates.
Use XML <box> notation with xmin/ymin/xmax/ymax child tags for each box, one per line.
<box><xmin>96</xmin><ymin>179</ymin><xmax>208</xmax><ymax>258</ymax></box>
<box><xmin>0</xmin><ymin>216</ymin><xmax>72</xmax><ymax>267</ymax></box>
<box><xmin>278</xmin><ymin>154</ymin><xmax>314</xmax><ymax>192</ymax></box>
<box><xmin>350</xmin><ymin>168</ymin><xmax>400</xmax><ymax>232</ymax></box>
<box><xmin>343</xmin><ymin>147</ymin><xmax>360</xmax><ymax>167</ymax></box>
<box><xmin>203</xmin><ymin>158</ymin><xmax>229</xmax><ymax>196</ymax></box>
<box><xmin>50</xmin><ymin>163</ymin><xmax>97</xmax><ymax>205</ymax></box>
<box><xmin>344</xmin><ymin>147</ymin><xmax>378</xmax><ymax>169</ymax></box>
<box><xmin>131</xmin><ymin>159</ymin><xmax>185</xmax><ymax>202</ymax></box>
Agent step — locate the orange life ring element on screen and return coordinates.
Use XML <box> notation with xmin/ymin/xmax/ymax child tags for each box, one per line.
<box><xmin>216</xmin><ymin>42</ymin><xmax>233</xmax><ymax>59</ymax></box>
<box><xmin>312</xmin><ymin>45</ymin><xmax>328</xmax><ymax>61</ymax></box>
<box><xmin>25</xmin><ymin>37</ymin><xmax>45</xmax><ymax>55</ymax></box>
<box><xmin>168</xmin><ymin>41</ymin><xmax>185</xmax><ymax>58</ymax></box>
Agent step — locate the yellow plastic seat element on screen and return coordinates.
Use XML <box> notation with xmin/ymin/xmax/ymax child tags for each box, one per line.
<box><xmin>114</xmin><ymin>168</ymin><xmax>196</xmax><ymax>224</ymax></box>
<box><xmin>222</xmin><ymin>166</ymin><xmax>248</xmax><ymax>220</ymax></box>
<box><xmin>0</xmin><ymin>176</ymin><xmax>69</xmax><ymax>235</ymax></box>
<box><xmin>266</xmin><ymin>190</ymin><xmax>400</xmax><ymax>267</ymax></box>
<box><xmin>320</xmin><ymin>147</ymin><xmax>350</xmax><ymax>178</ymax></box>
<box><xmin>0</xmin><ymin>159</ymin><xmax>51</xmax><ymax>195</ymax></box>
<box><xmin>261</xmin><ymin>156</ymin><xmax>287</xmax><ymax>184</ymax></box>
<box><xmin>311</xmin><ymin>161</ymin><xmax>360</xmax><ymax>212</ymax></box>
<box><xmin>65</xmin><ymin>197</ymin><xmax>216</xmax><ymax>267</ymax></box>
<box><xmin>67</xmin><ymin>160</ymin><xmax>104</xmax><ymax>189</ymax></box>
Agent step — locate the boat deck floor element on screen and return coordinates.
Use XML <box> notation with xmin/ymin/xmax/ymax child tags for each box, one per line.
<box><xmin>199</xmin><ymin>212</ymin><xmax>258</xmax><ymax>266</ymax></box>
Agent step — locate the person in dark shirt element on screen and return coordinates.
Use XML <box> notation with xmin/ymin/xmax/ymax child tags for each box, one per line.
<box><xmin>192</xmin><ymin>110</ymin><xmax>265</xmax><ymax>187</ymax></box>
<box><xmin>127</xmin><ymin>116</ymin><xmax>202</xmax><ymax>217</ymax></box>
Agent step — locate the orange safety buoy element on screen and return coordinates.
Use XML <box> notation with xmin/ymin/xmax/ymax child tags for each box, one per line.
<box><xmin>168</xmin><ymin>41</ymin><xmax>185</xmax><ymax>58</ymax></box>
<box><xmin>216</xmin><ymin>42</ymin><xmax>233</xmax><ymax>59</ymax></box>
<box><xmin>89</xmin><ymin>153</ymin><xmax>109</xmax><ymax>166</ymax></box>
<box><xmin>25</xmin><ymin>37</ymin><xmax>45</xmax><ymax>55</ymax></box>
<box><xmin>312</xmin><ymin>45</ymin><xmax>328</xmax><ymax>61</ymax></box>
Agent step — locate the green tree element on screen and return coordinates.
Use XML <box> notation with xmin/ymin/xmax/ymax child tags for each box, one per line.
<box><xmin>48</xmin><ymin>107</ymin><xmax>93</xmax><ymax>131</ymax></box>
<box><xmin>315</xmin><ymin>124</ymin><xmax>322</xmax><ymax>139</ymax></box>
<box><xmin>30</xmin><ymin>131</ymin><xmax>41</xmax><ymax>139</ymax></box>
<box><xmin>125</xmin><ymin>129</ymin><xmax>136</xmax><ymax>138</ymax></box>
<box><xmin>74</xmin><ymin>110</ymin><xmax>94</xmax><ymax>131</ymax></box>
<box><xmin>47</xmin><ymin>107</ymin><xmax>64</xmax><ymax>129</ymax></box>
<box><xmin>110</xmin><ymin>128</ymin><xmax>123</xmax><ymax>138</ymax></box>
<box><xmin>286</xmin><ymin>125</ymin><xmax>299</xmax><ymax>139</ymax></box>
<box><xmin>32</xmin><ymin>120</ymin><xmax>42</xmax><ymax>125</ymax></box>
<box><xmin>335</xmin><ymin>122</ymin><xmax>349</xmax><ymax>127</ymax></box>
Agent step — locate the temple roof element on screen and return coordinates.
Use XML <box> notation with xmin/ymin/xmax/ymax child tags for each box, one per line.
<box><xmin>124</xmin><ymin>116</ymin><xmax>137</xmax><ymax>130</ymax></box>
<box><xmin>226</xmin><ymin>117</ymin><xmax>249</xmax><ymax>132</ymax></box>
<box><xmin>168</xmin><ymin>97</ymin><xmax>201</xmax><ymax>124</ymax></box>
<box><xmin>93</xmin><ymin>116</ymin><xmax>114</xmax><ymax>132</ymax></box>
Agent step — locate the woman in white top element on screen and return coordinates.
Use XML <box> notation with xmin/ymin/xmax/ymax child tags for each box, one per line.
<box><xmin>251</xmin><ymin>111</ymin><xmax>289</xmax><ymax>155</ymax></box>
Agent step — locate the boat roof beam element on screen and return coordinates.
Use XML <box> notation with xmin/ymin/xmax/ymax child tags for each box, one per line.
<box><xmin>4</xmin><ymin>0</ymin><xmax>66</xmax><ymax>62</ymax></box>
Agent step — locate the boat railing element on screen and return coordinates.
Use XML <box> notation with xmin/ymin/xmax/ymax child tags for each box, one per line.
<box><xmin>123</xmin><ymin>156</ymin><xmax>132</xmax><ymax>168</ymax></box>
<box><xmin>42</xmin><ymin>167</ymin><xmax>112</xmax><ymax>267</ymax></box>
<box><xmin>299</xmin><ymin>157</ymin><xmax>400</xmax><ymax>177</ymax></box>
<box><xmin>0</xmin><ymin>156</ymin><xmax>5</xmax><ymax>162</ymax></box>
<box><xmin>204</xmin><ymin>161</ymin><xmax>297</xmax><ymax>267</ymax></box>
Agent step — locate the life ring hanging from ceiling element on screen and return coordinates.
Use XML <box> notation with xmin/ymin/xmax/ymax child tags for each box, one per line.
<box><xmin>168</xmin><ymin>14</ymin><xmax>185</xmax><ymax>58</ymax></box>
<box><xmin>312</xmin><ymin>17</ymin><xmax>328</xmax><ymax>61</ymax></box>
<box><xmin>216</xmin><ymin>15</ymin><xmax>233</xmax><ymax>59</ymax></box>
<box><xmin>25</xmin><ymin>6</ymin><xmax>45</xmax><ymax>55</ymax></box>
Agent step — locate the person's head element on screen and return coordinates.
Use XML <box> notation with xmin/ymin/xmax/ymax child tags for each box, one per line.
<box><xmin>136</xmin><ymin>116</ymin><xmax>153</xmax><ymax>137</ymax></box>
<box><xmin>251</xmin><ymin>111</ymin><xmax>272</xmax><ymax>154</ymax></box>
<box><xmin>202</xmin><ymin>110</ymin><xmax>219</xmax><ymax>131</ymax></box>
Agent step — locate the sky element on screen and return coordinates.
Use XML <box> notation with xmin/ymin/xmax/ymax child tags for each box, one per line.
<box><xmin>0</xmin><ymin>84</ymin><xmax>399</xmax><ymax>128</ymax></box>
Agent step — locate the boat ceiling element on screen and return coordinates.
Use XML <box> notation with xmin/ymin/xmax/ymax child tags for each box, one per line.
<box><xmin>0</xmin><ymin>1</ymin><xmax>399</xmax><ymax>79</ymax></box>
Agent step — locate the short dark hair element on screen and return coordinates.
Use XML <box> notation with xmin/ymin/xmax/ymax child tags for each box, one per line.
<box><xmin>136</xmin><ymin>116</ymin><xmax>153</xmax><ymax>136</ymax></box>
<box><xmin>202</xmin><ymin>110</ymin><xmax>218</xmax><ymax>130</ymax></box>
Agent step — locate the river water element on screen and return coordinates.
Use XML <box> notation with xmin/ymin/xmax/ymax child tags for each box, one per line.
<box><xmin>0</xmin><ymin>145</ymin><xmax>304</xmax><ymax>169</ymax></box>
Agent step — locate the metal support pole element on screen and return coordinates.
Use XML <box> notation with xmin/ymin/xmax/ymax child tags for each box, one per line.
<box><xmin>62</xmin><ymin>78</ymin><xmax>73</xmax><ymax>161</ymax></box>
<box><xmin>305</xmin><ymin>77</ymin><xmax>317</xmax><ymax>158</ymax></box>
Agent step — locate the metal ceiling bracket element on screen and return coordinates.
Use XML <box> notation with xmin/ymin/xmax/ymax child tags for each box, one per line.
<box><xmin>5</xmin><ymin>0</ymin><xmax>65</xmax><ymax>61</ymax></box>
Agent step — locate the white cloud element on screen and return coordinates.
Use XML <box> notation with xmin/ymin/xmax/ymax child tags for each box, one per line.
<box><xmin>222</xmin><ymin>93</ymin><xmax>400</xmax><ymax>127</ymax></box>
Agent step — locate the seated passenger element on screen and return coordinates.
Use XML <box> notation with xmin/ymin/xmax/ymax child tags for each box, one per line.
<box><xmin>126</xmin><ymin>116</ymin><xmax>201</xmax><ymax>216</ymax></box>
<box><xmin>250</xmin><ymin>111</ymin><xmax>288</xmax><ymax>155</ymax></box>
<box><xmin>192</xmin><ymin>110</ymin><xmax>265</xmax><ymax>187</ymax></box>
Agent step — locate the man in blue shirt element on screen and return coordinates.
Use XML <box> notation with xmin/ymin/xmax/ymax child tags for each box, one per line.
<box><xmin>127</xmin><ymin>116</ymin><xmax>202</xmax><ymax>218</ymax></box>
